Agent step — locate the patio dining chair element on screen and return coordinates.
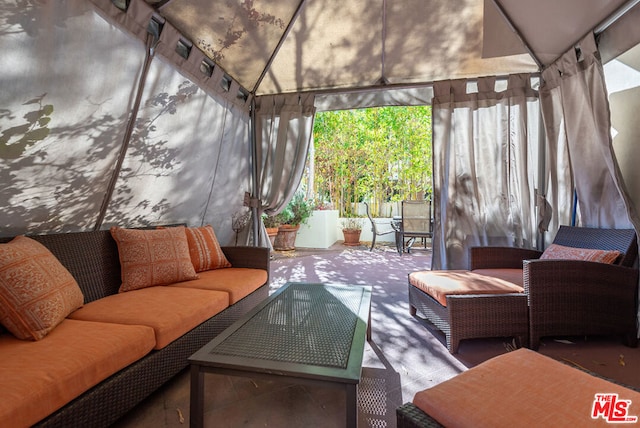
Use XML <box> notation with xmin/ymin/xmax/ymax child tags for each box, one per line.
<box><xmin>364</xmin><ymin>202</ymin><xmax>401</xmax><ymax>253</ymax></box>
<box><xmin>400</xmin><ymin>200</ymin><xmax>433</xmax><ymax>253</ymax></box>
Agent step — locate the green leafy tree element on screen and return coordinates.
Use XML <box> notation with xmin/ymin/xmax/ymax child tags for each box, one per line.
<box><xmin>312</xmin><ymin>106</ymin><xmax>432</xmax><ymax>217</ymax></box>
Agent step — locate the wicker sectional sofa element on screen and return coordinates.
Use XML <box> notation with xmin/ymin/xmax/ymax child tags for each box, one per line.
<box><xmin>0</xmin><ymin>227</ymin><xmax>270</xmax><ymax>427</ymax></box>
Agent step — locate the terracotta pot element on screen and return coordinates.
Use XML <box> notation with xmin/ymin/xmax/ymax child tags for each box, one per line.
<box><xmin>342</xmin><ymin>229</ymin><xmax>361</xmax><ymax>246</ymax></box>
<box><xmin>266</xmin><ymin>227</ymin><xmax>279</xmax><ymax>247</ymax></box>
<box><xmin>274</xmin><ymin>224</ymin><xmax>300</xmax><ymax>251</ymax></box>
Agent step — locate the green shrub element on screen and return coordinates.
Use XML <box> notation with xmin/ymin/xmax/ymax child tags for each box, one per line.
<box><xmin>275</xmin><ymin>192</ymin><xmax>315</xmax><ymax>226</ymax></box>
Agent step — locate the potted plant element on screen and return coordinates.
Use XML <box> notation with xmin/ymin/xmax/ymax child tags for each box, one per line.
<box><xmin>341</xmin><ymin>217</ymin><xmax>363</xmax><ymax>246</ymax></box>
<box><xmin>273</xmin><ymin>192</ymin><xmax>315</xmax><ymax>250</ymax></box>
<box><xmin>262</xmin><ymin>214</ymin><xmax>281</xmax><ymax>246</ymax></box>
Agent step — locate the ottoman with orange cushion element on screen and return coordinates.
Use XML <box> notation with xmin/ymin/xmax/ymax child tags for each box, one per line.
<box><xmin>409</xmin><ymin>226</ymin><xmax>639</xmax><ymax>354</ymax></box>
<box><xmin>397</xmin><ymin>348</ymin><xmax>640</xmax><ymax>427</ymax></box>
<box><xmin>408</xmin><ymin>269</ymin><xmax>529</xmax><ymax>353</ymax></box>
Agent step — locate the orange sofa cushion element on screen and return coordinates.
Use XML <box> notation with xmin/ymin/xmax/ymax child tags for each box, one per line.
<box><xmin>409</xmin><ymin>270</ymin><xmax>524</xmax><ymax>307</ymax></box>
<box><xmin>68</xmin><ymin>286</ymin><xmax>228</xmax><ymax>349</ymax></box>
<box><xmin>0</xmin><ymin>236</ymin><xmax>84</xmax><ymax>340</ymax></box>
<box><xmin>110</xmin><ymin>226</ymin><xmax>198</xmax><ymax>292</ymax></box>
<box><xmin>185</xmin><ymin>225</ymin><xmax>231</xmax><ymax>272</ymax></box>
<box><xmin>413</xmin><ymin>348</ymin><xmax>640</xmax><ymax>427</ymax></box>
<box><xmin>0</xmin><ymin>318</ymin><xmax>155</xmax><ymax>428</ymax></box>
<box><xmin>170</xmin><ymin>268</ymin><xmax>267</xmax><ymax>304</ymax></box>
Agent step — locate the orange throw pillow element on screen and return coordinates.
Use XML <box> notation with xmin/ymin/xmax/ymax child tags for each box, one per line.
<box><xmin>540</xmin><ymin>243</ymin><xmax>620</xmax><ymax>264</ymax></box>
<box><xmin>0</xmin><ymin>236</ymin><xmax>84</xmax><ymax>340</ymax></box>
<box><xmin>185</xmin><ymin>225</ymin><xmax>231</xmax><ymax>272</ymax></box>
<box><xmin>110</xmin><ymin>226</ymin><xmax>198</xmax><ymax>292</ymax></box>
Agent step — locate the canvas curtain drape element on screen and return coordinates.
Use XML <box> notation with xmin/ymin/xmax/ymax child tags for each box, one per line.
<box><xmin>539</xmin><ymin>33</ymin><xmax>640</xmax><ymax>334</ymax></box>
<box><xmin>0</xmin><ymin>0</ymin><xmax>139</xmax><ymax>236</ymax></box>
<box><xmin>251</xmin><ymin>93</ymin><xmax>316</xmax><ymax>246</ymax></box>
<box><xmin>0</xmin><ymin>0</ymin><xmax>252</xmax><ymax>243</ymax></box>
<box><xmin>431</xmin><ymin>75</ymin><xmax>539</xmax><ymax>269</ymax></box>
<box><xmin>539</xmin><ymin>33</ymin><xmax>637</xmax><ymax>234</ymax></box>
<box><xmin>100</xmin><ymin>55</ymin><xmax>251</xmax><ymax>245</ymax></box>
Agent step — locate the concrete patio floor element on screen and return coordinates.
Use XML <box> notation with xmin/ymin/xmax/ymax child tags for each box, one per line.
<box><xmin>114</xmin><ymin>241</ymin><xmax>640</xmax><ymax>428</ymax></box>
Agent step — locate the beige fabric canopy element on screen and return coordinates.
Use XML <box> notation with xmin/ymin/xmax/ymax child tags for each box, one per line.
<box><xmin>142</xmin><ymin>0</ymin><xmax>638</xmax><ymax>96</ymax></box>
<box><xmin>2</xmin><ymin>0</ymin><xmax>640</xmax><ymax>244</ymax></box>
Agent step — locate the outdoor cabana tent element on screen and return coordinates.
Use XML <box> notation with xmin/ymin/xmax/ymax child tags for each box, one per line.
<box><xmin>2</xmin><ymin>0</ymin><xmax>640</xmax><ymax>270</ymax></box>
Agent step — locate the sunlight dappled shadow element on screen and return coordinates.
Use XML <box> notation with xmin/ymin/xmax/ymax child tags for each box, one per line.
<box><xmin>268</xmin><ymin>245</ymin><xmax>472</xmax><ymax>409</ymax></box>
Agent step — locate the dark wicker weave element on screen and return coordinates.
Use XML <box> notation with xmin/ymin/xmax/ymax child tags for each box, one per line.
<box><xmin>469</xmin><ymin>246</ymin><xmax>543</xmax><ymax>269</ymax></box>
<box><xmin>409</xmin><ymin>285</ymin><xmax>528</xmax><ymax>353</ymax></box>
<box><xmin>409</xmin><ymin>241</ymin><xmax>533</xmax><ymax>354</ymax></box>
<box><xmin>0</xmin><ymin>230</ymin><xmax>269</xmax><ymax>428</ymax></box>
<box><xmin>525</xmin><ymin>226</ymin><xmax>638</xmax><ymax>349</ymax></box>
<box><xmin>396</xmin><ymin>402</ymin><xmax>442</xmax><ymax>428</ymax></box>
<box><xmin>408</xmin><ymin>226</ymin><xmax>639</xmax><ymax>353</ymax></box>
<box><xmin>396</xmin><ymin>356</ymin><xmax>640</xmax><ymax>428</ymax></box>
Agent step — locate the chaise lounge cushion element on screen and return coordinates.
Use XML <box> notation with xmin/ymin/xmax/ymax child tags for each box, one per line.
<box><xmin>0</xmin><ymin>236</ymin><xmax>84</xmax><ymax>340</ymax></box>
<box><xmin>110</xmin><ymin>226</ymin><xmax>198</xmax><ymax>292</ymax></box>
<box><xmin>170</xmin><ymin>268</ymin><xmax>268</xmax><ymax>304</ymax></box>
<box><xmin>68</xmin><ymin>286</ymin><xmax>228</xmax><ymax>349</ymax></box>
<box><xmin>470</xmin><ymin>268</ymin><xmax>524</xmax><ymax>286</ymax></box>
<box><xmin>413</xmin><ymin>348</ymin><xmax>640</xmax><ymax>427</ymax></box>
<box><xmin>408</xmin><ymin>270</ymin><xmax>524</xmax><ymax>307</ymax></box>
<box><xmin>0</xmin><ymin>318</ymin><xmax>155</xmax><ymax>428</ymax></box>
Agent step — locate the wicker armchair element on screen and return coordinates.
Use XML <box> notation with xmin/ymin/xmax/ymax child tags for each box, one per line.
<box><xmin>529</xmin><ymin>227</ymin><xmax>638</xmax><ymax>349</ymax></box>
<box><xmin>409</xmin><ymin>226</ymin><xmax>639</xmax><ymax>353</ymax></box>
<box><xmin>470</xmin><ymin>226</ymin><xmax>639</xmax><ymax>349</ymax></box>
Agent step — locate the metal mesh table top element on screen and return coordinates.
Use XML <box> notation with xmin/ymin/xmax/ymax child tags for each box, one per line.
<box><xmin>209</xmin><ymin>283</ymin><xmax>367</xmax><ymax>369</ymax></box>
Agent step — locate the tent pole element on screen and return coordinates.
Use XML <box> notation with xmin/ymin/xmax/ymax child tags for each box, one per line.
<box><xmin>276</xmin><ymin>72</ymin><xmax>540</xmax><ymax>99</ymax></box>
<box><xmin>594</xmin><ymin>0</ymin><xmax>640</xmax><ymax>34</ymax></box>
<box><xmin>491</xmin><ymin>0</ymin><xmax>543</xmax><ymax>69</ymax></box>
<box><xmin>536</xmin><ymin>101</ymin><xmax>547</xmax><ymax>250</ymax></box>
<box><xmin>380</xmin><ymin>0</ymin><xmax>388</xmax><ymax>84</ymax></box>
<box><xmin>94</xmin><ymin>33</ymin><xmax>156</xmax><ymax>230</ymax></box>
<box><xmin>250</xmin><ymin>98</ymin><xmax>261</xmax><ymax>246</ymax></box>
<box><xmin>545</xmin><ymin>0</ymin><xmax>640</xmax><ymax>67</ymax></box>
<box><xmin>252</xmin><ymin>0</ymin><xmax>309</xmax><ymax>93</ymax></box>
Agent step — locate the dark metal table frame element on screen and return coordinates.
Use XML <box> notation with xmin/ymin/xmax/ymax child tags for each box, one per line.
<box><xmin>189</xmin><ymin>282</ymin><xmax>372</xmax><ymax>428</ymax></box>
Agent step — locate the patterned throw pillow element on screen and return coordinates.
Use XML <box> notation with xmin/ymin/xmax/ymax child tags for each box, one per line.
<box><xmin>110</xmin><ymin>226</ymin><xmax>198</xmax><ymax>292</ymax></box>
<box><xmin>0</xmin><ymin>236</ymin><xmax>84</xmax><ymax>340</ymax></box>
<box><xmin>540</xmin><ymin>243</ymin><xmax>620</xmax><ymax>264</ymax></box>
<box><xmin>184</xmin><ymin>225</ymin><xmax>231</xmax><ymax>272</ymax></box>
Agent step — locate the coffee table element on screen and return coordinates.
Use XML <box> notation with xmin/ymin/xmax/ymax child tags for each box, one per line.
<box><xmin>188</xmin><ymin>282</ymin><xmax>372</xmax><ymax>427</ymax></box>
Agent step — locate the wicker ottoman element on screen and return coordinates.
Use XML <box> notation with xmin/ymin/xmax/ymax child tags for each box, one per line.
<box><xmin>408</xmin><ymin>270</ymin><xmax>528</xmax><ymax>353</ymax></box>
